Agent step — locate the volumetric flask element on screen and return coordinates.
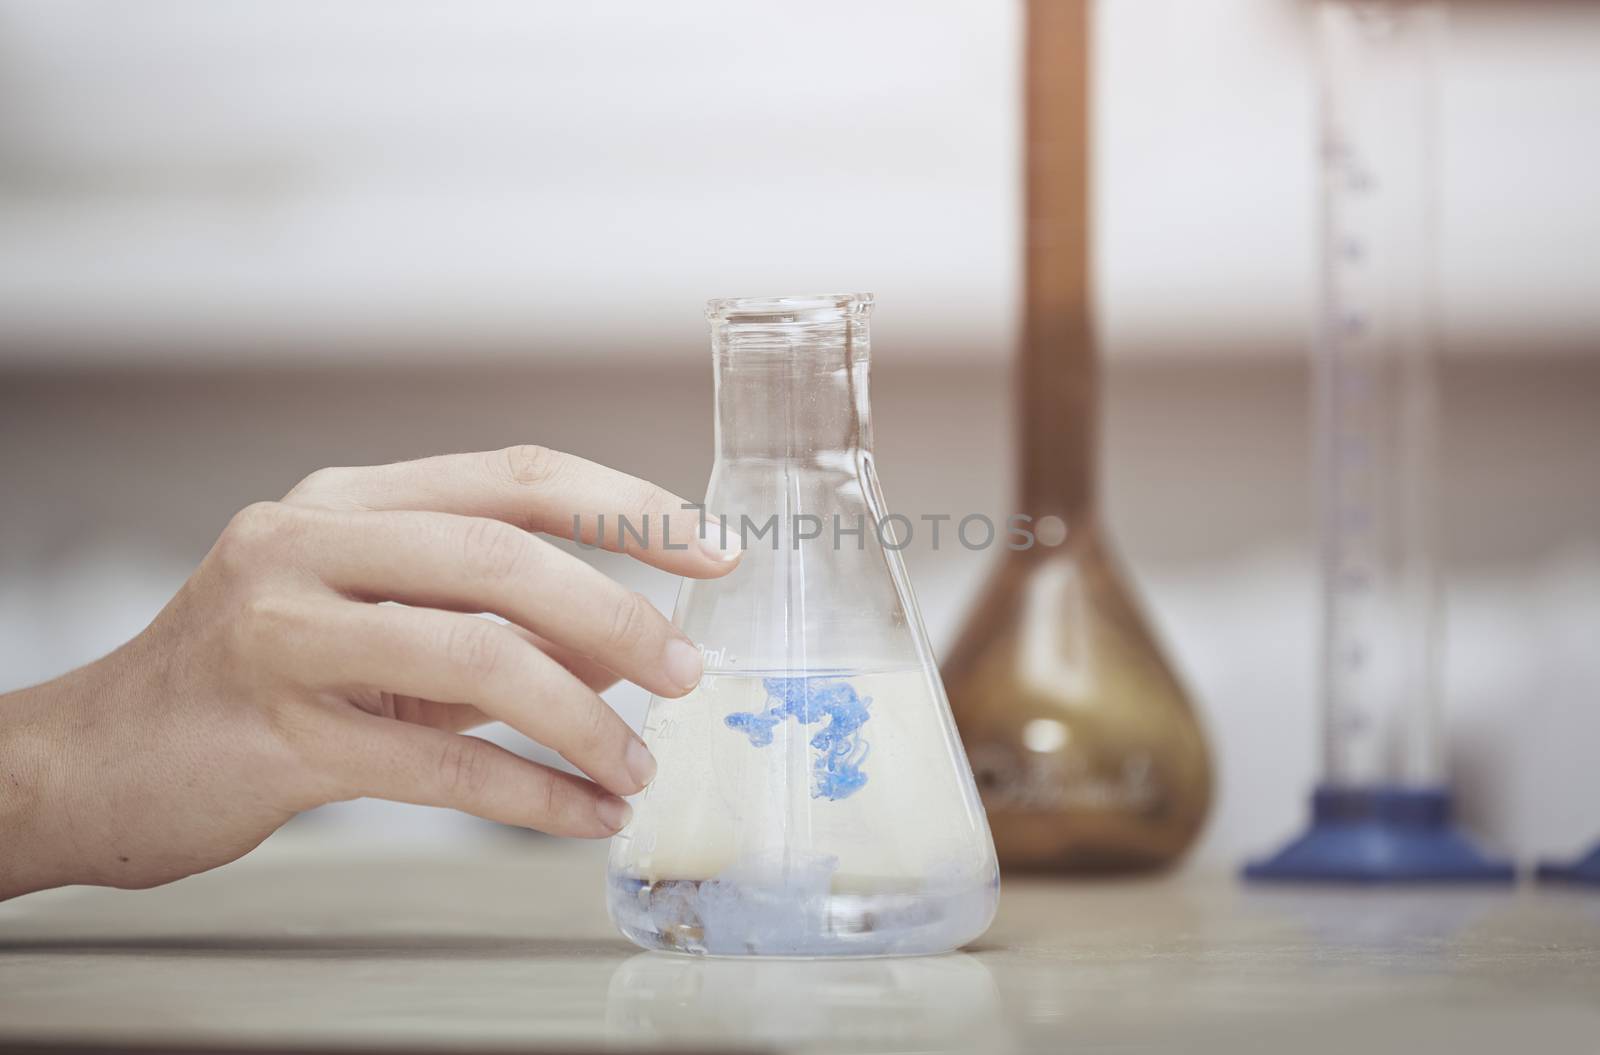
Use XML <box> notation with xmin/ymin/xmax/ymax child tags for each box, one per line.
<box><xmin>1245</xmin><ymin>1</ymin><xmax>1509</xmax><ymax>882</ymax></box>
<box><xmin>943</xmin><ymin>0</ymin><xmax>1212</xmax><ymax>874</ymax></box>
<box><xmin>606</xmin><ymin>294</ymin><xmax>1000</xmax><ymax>956</ymax></box>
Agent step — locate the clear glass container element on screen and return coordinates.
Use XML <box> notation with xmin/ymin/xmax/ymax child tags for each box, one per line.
<box><xmin>606</xmin><ymin>293</ymin><xmax>1000</xmax><ymax>956</ymax></box>
<box><xmin>1245</xmin><ymin>1</ymin><xmax>1510</xmax><ymax>882</ymax></box>
<box><xmin>1314</xmin><ymin>0</ymin><xmax>1446</xmax><ymax>790</ymax></box>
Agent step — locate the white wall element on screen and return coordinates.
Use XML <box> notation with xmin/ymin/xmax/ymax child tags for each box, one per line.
<box><xmin>0</xmin><ymin>0</ymin><xmax>1596</xmax><ymax>364</ymax></box>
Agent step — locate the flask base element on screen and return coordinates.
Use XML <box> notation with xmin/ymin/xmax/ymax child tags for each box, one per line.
<box><xmin>1536</xmin><ymin>842</ymin><xmax>1600</xmax><ymax>886</ymax></box>
<box><xmin>608</xmin><ymin>873</ymin><xmax>999</xmax><ymax>958</ymax></box>
<box><xmin>1243</xmin><ymin>786</ymin><xmax>1514</xmax><ymax>884</ymax></box>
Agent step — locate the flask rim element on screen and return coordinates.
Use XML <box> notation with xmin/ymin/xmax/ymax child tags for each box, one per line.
<box><xmin>705</xmin><ymin>292</ymin><xmax>873</xmax><ymax>324</ymax></box>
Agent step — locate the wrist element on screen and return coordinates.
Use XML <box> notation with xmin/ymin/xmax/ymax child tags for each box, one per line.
<box><xmin>0</xmin><ymin>676</ymin><xmax>87</xmax><ymax>900</ymax></box>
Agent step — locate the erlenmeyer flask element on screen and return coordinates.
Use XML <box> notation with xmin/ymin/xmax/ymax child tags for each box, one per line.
<box><xmin>941</xmin><ymin>0</ymin><xmax>1212</xmax><ymax>873</ymax></box>
<box><xmin>607</xmin><ymin>294</ymin><xmax>1000</xmax><ymax>957</ymax></box>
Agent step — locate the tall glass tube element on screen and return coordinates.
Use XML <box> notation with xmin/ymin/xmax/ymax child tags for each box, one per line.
<box><xmin>1316</xmin><ymin>0</ymin><xmax>1443</xmax><ymax>790</ymax></box>
<box><xmin>1245</xmin><ymin>1</ymin><xmax>1511</xmax><ymax>882</ymax></box>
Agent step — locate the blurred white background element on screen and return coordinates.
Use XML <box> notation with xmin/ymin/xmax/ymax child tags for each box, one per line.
<box><xmin>0</xmin><ymin>0</ymin><xmax>1596</xmax><ymax>871</ymax></box>
<box><xmin>1</xmin><ymin>0</ymin><xmax>1596</xmax><ymax>363</ymax></box>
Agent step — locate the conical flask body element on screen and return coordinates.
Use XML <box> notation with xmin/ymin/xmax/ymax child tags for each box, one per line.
<box><xmin>606</xmin><ymin>295</ymin><xmax>999</xmax><ymax>956</ymax></box>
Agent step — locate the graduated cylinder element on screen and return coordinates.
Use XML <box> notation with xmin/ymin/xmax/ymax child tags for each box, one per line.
<box><xmin>1315</xmin><ymin>0</ymin><xmax>1446</xmax><ymax>790</ymax></box>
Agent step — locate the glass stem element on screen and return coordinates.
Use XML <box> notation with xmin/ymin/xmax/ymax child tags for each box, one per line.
<box><xmin>1020</xmin><ymin>0</ymin><xmax>1097</xmax><ymax>525</ymax></box>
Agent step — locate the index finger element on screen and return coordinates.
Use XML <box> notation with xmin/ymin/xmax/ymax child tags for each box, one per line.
<box><xmin>283</xmin><ymin>445</ymin><xmax>741</xmax><ymax>578</ymax></box>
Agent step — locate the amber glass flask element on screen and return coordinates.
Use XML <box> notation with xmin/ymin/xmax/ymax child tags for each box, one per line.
<box><xmin>942</xmin><ymin>0</ymin><xmax>1212</xmax><ymax>873</ymax></box>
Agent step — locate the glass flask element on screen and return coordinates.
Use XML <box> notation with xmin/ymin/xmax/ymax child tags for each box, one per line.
<box><xmin>1245</xmin><ymin>1</ymin><xmax>1510</xmax><ymax>881</ymax></box>
<box><xmin>606</xmin><ymin>293</ymin><xmax>1000</xmax><ymax>956</ymax></box>
<box><xmin>942</xmin><ymin>0</ymin><xmax>1212</xmax><ymax>873</ymax></box>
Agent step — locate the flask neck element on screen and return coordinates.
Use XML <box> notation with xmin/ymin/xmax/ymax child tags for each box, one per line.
<box><xmin>1019</xmin><ymin>325</ymin><xmax>1098</xmax><ymax>521</ymax></box>
<box><xmin>709</xmin><ymin>295</ymin><xmax>873</xmax><ymax>464</ymax></box>
<box><xmin>1019</xmin><ymin>0</ymin><xmax>1098</xmax><ymax>524</ymax></box>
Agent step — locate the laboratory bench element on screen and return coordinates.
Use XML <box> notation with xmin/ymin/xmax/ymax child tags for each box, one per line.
<box><xmin>1</xmin><ymin>835</ymin><xmax>1597</xmax><ymax>1055</ymax></box>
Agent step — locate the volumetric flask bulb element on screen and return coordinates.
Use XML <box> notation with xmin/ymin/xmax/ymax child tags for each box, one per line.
<box><xmin>606</xmin><ymin>294</ymin><xmax>1000</xmax><ymax>957</ymax></box>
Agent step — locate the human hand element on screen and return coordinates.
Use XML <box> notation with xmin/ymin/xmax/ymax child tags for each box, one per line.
<box><xmin>0</xmin><ymin>446</ymin><xmax>738</xmax><ymax>899</ymax></box>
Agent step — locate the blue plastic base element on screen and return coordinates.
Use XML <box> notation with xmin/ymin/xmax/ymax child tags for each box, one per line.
<box><xmin>1536</xmin><ymin>842</ymin><xmax>1600</xmax><ymax>885</ymax></box>
<box><xmin>1243</xmin><ymin>786</ymin><xmax>1515</xmax><ymax>884</ymax></box>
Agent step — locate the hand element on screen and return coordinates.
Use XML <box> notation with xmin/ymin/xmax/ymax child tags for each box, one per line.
<box><xmin>0</xmin><ymin>446</ymin><xmax>739</xmax><ymax>899</ymax></box>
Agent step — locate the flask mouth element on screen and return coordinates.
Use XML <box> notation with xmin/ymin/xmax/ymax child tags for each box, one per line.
<box><xmin>705</xmin><ymin>293</ymin><xmax>873</xmax><ymax>325</ymax></box>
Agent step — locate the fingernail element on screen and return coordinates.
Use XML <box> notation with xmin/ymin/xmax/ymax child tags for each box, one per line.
<box><xmin>663</xmin><ymin>637</ymin><xmax>704</xmax><ymax>692</ymax></box>
<box><xmin>596</xmin><ymin>795</ymin><xmax>632</xmax><ymax>833</ymax></box>
<box><xmin>697</xmin><ymin>520</ymin><xmax>742</xmax><ymax>564</ymax></box>
<box><xmin>626</xmin><ymin>737</ymin><xmax>657</xmax><ymax>789</ymax></box>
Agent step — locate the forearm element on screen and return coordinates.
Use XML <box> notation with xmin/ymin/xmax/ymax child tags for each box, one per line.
<box><xmin>0</xmin><ymin>681</ymin><xmax>67</xmax><ymax>896</ymax></box>
<box><xmin>0</xmin><ymin>677</ymin><xmax>76</xmax><ymax>900</ymax></box>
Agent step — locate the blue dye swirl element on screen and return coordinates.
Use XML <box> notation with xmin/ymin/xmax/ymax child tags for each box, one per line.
<box><xmin>725</xmin><ymin>677</ymin><xmax>872</xmax><ymax>800</ymax></box>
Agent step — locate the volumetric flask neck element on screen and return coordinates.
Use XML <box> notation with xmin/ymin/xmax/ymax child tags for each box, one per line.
<box><xmin>607</xmin><ymin>293</ymin><xmax>999</xmax><ymax>957</ymax></box>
